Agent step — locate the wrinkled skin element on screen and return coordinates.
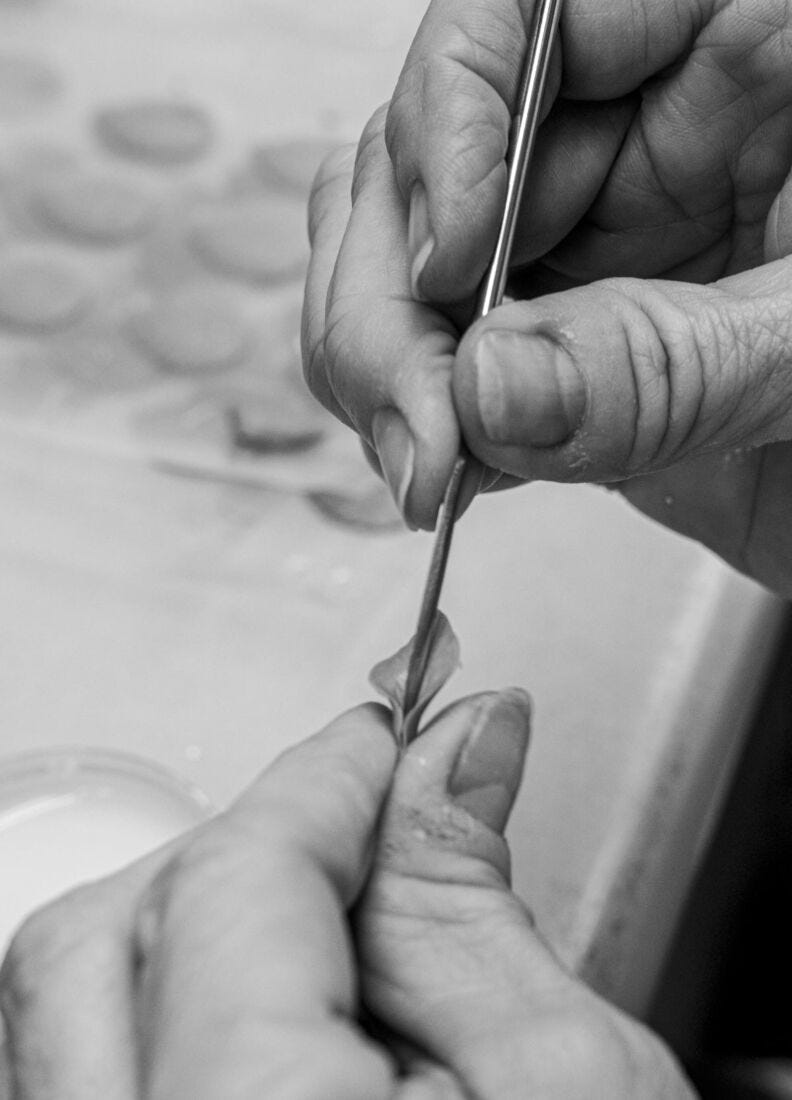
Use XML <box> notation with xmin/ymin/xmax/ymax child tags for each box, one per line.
<box><xmin>303</xmin><ymin>0</ymin><xmax>792</xmax><ymax>596</ymax></box>
<box><xmin>0</xmin><ymin>696</ymin><xmax>694</xmax><ymax>1097</ymax></box>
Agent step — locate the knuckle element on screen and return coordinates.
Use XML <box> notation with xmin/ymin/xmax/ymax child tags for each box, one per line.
<box><xmin>133</xmin><ymin>822</ymin><xmax>237</xmax><ymax>957</ymax></box>
<box><xmin>387</xmin><ymin>23</ymin><xmax>513</xmax><ymax>202</ymax></box>
<box><xmin>440</xmin><ymin>10</ymin><xmax>527</xmax><ymax>94</ymax></box>
<box><xmin>351</xmin><ymin>103</ymin><xmax>389</xmax><ymax>205</ymax></box>
<box><xmin>320</xmin><ymin>304</ymin><xmax>369</xmax><ymax>433</ymax></box>
<box><xmin>596</xmin><ymin>278</ymin><xmax>707</xmax><ymax>472</ymax></box>
<box><xmin>0</xmin><ymin>885</ymin><xmax>107</xmax><ymax>1016</ymax></box>
<box><xmin>306</xmin><ymin>142</ymin><xmax>355</xmax><ymax>247</ymax></box>
<box><xmin>384</xmin><ymin>67</ymin><xmax>422</xmax><ymax>177</ymax></box>
<box><xmin>539</xmin><ymin>1003</ymin><xmax>638</xmax><ymax>1088</ymax></box>
<box><xmin>536</xmin><ymin>998</ymin><xmax>688</xmax><ymax>1095</ymax></box>
<box><xmin>302</xmin><ymin>321</ymin><xmax>328</xmax><ymax>403</ymax></box>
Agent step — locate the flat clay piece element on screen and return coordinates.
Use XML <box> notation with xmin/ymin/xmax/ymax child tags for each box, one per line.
<box><xmin>31</xmin><ymin>172</ymin><xmax>155</xmax><ymax>245</ymax></box>
<box><xmin>249</xmin><ymin>139</ymin><xmax>338</xmax><ymax>198</ymax></box>
<box><xmin>308</xmin><ymin>478</ymin><xmax>403</xmax><ymax>533</ymax></box>
<box><xmin>190</xmin><ymin>198</ymin><xmax>308</xmax><ymax>285</ymax></box>
<box><xmin>52</xmin><ymin>335</ymin><xmax>154</xmax><ymax>391</ymax></box>
<box><xmin>94</xmin><ymin>101</ymin><xmax>212</xmax><ymax>166</ymax></box>
<box><xmin>0</xmin><ymin>255</ymin><xmax>86</xmax><ymax>333</ymax></box>
<box><xmin>228</xmin><ymin>397</ymin><xmax>325</xmax><ymax>454</ymax></box>
<box><xmin>128</xmin><ymin>290</ymin><xmax>250</xmax><ymax>375</ymax></box>
<box><xmin>131</xmin><ymin>397</ymin><xmax>226</xmax><ymax>455</ymax></box>
<box><xmin>370</xmin><ymin>611</ymin><xmax>461</xmax><ymax>747</ymax></box>
<box><xmin>0</xmin><ymin>53</ymin><xmax>60</xmax><ymax>116</ymax></box>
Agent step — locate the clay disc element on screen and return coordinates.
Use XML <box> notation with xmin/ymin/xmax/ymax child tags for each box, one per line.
<box><xmin>31</xmin><ymin>171</ymin><xmax>155</xmax><ymax>245</ymax></box>
<box><xmin>309</xmin><ymin>479</ymin><xmax>403</xmax><ymax>532</ymax></box>
<box><xmin>94</xmin><ymin>100</ymin><xmax>212</xmax><ymax>166</ymax></box>
<box><xmin>128</xmin><ymin>289</ymin><xmax>250</xmax><ymax>375</ymax></box>
<box><xmin>0</xmin><ymin>254</ymin><xmax>86</xmax><ymax>333</ymax></box>
<box><xmin>190</xmin><ymin>198</ymin><xmax>308</xmax><ymax>286</ymax></box>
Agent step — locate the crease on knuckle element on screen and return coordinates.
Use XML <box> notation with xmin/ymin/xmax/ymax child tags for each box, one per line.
<box><xmin>387</xmin><ymin>14</ymin><xmax>519</xmax><ymax>194</ymax></box>
<box><xmin>437</xmin><ymin>12</ymin><xmax>526</xmax><ymax>104</ymax></box>
<box><xmin>599</xmin><ymin>279</ymin><xmax>711</xmax><ymax>472</ymax></box>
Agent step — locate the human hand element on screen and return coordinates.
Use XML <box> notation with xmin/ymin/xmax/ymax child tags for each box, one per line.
<box><xmin>0</xmin><ymin>695</ymin><xmax>694</xmax><ymax>1098</ymax></box>
<box><xmin>304</xmin><ymin>0</ymin><xmax>792</xmax><ymax>597</ymax></box>
<box><xmin>0</xmin><ymin>707</ymin><xmax>400</xmax><ymax>1099</ymax></box>
<box><xmin>356</xmin><ymin>689</ymin><xmax>696</xmax><ymax>1097</ymax></box>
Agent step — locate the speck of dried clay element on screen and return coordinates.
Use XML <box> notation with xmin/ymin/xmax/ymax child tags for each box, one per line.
<box><xmin>382</xmin><ymin>803</ymin><xmax>476</xmax><ymax>859</ymax></box>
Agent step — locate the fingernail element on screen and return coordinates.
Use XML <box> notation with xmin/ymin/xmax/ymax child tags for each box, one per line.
<box><xmin>448</xmin><ymin>689</ymin><xmax>531</xmax><ymax>832</ymax></box>
<box><xmin>408</xmin><ymin>180</ymin><xmax>435</xmax><ymax>300</ymax></box>
<box><xmin>474</xmin><ymin>330</ymin><xmax>586</xmax><ymax>447</ymax></box>
<box><xmin>453</xmin><ymin>458</ymin><xmax>488</xmax><ymax>520</ymax></box>
<box><xmin>372</xmin><ymin>407</ymin><xmax>416</xmax><ymax>527</ymax></box>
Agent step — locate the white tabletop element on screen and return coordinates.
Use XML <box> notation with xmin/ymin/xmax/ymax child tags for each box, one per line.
<box><xmin>0</xmin><ymin>0</ymin><xmax>787</xmax><ymax>1017</ymax></box>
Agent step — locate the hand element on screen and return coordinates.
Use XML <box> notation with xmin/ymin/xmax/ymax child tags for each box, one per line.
<box><xmin>0</xmin><ymin>695</ymin><xmax>694</xmax><ymax>1097</ymax></box>
<box><xmin>303</xmin><ymin>0</ymin><xmax>792</xmax><ymax>597</ymax></box>
<box><xmin>0</xmin><ymin>707</ymin><xmax>400</xmax><ymax>1100</ymax></box>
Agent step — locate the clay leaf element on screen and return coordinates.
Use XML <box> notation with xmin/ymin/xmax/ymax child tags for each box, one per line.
<box><xmin>369</xmin><ymin>611</ymin><xmax>461</xmax><ymax>748</ymax></box>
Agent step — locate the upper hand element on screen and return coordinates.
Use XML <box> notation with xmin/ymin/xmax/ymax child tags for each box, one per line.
<box><xmin>304</xmin><ymin>0</ymin><xmax>792</xmax><ymax>596</ymax></box>
<box><xmin>1</xmin><ymin>696</ymin><xmax>694</xmax><ymax>1098</ymax></box>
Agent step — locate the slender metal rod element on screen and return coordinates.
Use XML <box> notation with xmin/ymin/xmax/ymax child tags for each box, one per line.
<box><xmin>401</xmin><ymin>0</ymin><xmax>563</xmax><ymax>729</ymax></box>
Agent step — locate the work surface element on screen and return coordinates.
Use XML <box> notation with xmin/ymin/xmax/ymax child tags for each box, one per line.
<box><xmin>0</xmin><ymin>0</ymin><xmax>787</xmax><ymax>1017</ymax></box>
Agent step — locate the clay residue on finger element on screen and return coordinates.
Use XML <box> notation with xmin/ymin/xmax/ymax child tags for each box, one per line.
<box><xmin>369</xmin><ymin>611</ymin><xmax>460</xmax><ymax>748</ymax></box>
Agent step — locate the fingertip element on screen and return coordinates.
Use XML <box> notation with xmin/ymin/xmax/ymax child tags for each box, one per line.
<box><xmin>460</xmin><ymin>324</ymin><xmax>586</xmax><ymax>448</ymax></box>
<box><xmin>371</xmin><ymin>404</ymin><xmax>462</xmax><ymax>532</ymax></box>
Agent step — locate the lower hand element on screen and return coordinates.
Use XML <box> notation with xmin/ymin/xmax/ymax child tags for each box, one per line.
<box><xmin>0</xmin><ymin>697</ymin><xmax>693</xmax><ymax>1097</ymax></box>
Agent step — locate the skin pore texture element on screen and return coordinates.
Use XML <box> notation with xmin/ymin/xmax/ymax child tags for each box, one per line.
<box><xmin>303</xmin><ymin>0</ymin><xmax>792</xmax><ymax>599</ymax></box>
<box><xmin>0</xmin><ymin>698</ymin><xmax>696</xmax><ymax>1098</ymax></box>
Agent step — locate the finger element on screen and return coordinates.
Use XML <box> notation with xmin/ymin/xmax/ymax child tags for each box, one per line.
<box><xmin>359</xmin><ymin>691</ymin><xmax>689</xmax><ymax>1098</ymax></box>
<box><xmin>452</xmin><ymin>261</ymin><xmax>792</xmax><ymax>485</ymax></box>
<box><xmin>136</xmin><ymin>704</ymin><xmax>399</xmax><ymax>1100</ymax></box>
<box><xmin>765</xmin><ymin>166</ymin><xmax>792</xmax><ymax>263</ymax></box>
<box><xmin>359</xmin><ymin>691</ymin><xmax>568</xmax><ymax>1091</ymax></box>
<box><xmin>313</xmin><ymin>108</ymin><xmax>462</xmax><ymax>529</ymax></box>
<box><xmin>0</xmin><ymin>853</ymin><xmax>167</xmax><ymax>1100</ymax></box>
<box><xmin>303</xmin><ymin>143</ymin><xmax>356</xmax><ymax>428</ymax></box>
<box><xmin>385</xmin><ymin>0</ymin><xmax>696</xmax><ymax>301</ymax></box>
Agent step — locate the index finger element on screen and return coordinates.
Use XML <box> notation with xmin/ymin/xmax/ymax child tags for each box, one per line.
<box><xmin>136</xmin><ymin>705</ymin><xmax>399</xmax><ymax>1100</ymax></box>
<box><xmin>305</xmin><ymin>108</ymin><xmax>463</xmax><ymax>530</ymax></box>
<box><xmin>385</xmin><ymin>0</ymin><xmax>700</xmax><ymax>301</ymax></box>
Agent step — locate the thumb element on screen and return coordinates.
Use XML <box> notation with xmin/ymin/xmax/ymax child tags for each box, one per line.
<box><xmin>453</xmin><ymin>262</ymin><xmax>792</xmax><ymax>484</ymax></box>
<box><xmin>359</xmin><ymin>690</ymin><xmax>576</xmax><ymax>1092</ymax></box>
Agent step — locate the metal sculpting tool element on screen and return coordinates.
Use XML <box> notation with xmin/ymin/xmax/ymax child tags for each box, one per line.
<box><xmin>401</xmin><ymin>0</ymin><xmax>564</xmax><ymax>725</ymax></box>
